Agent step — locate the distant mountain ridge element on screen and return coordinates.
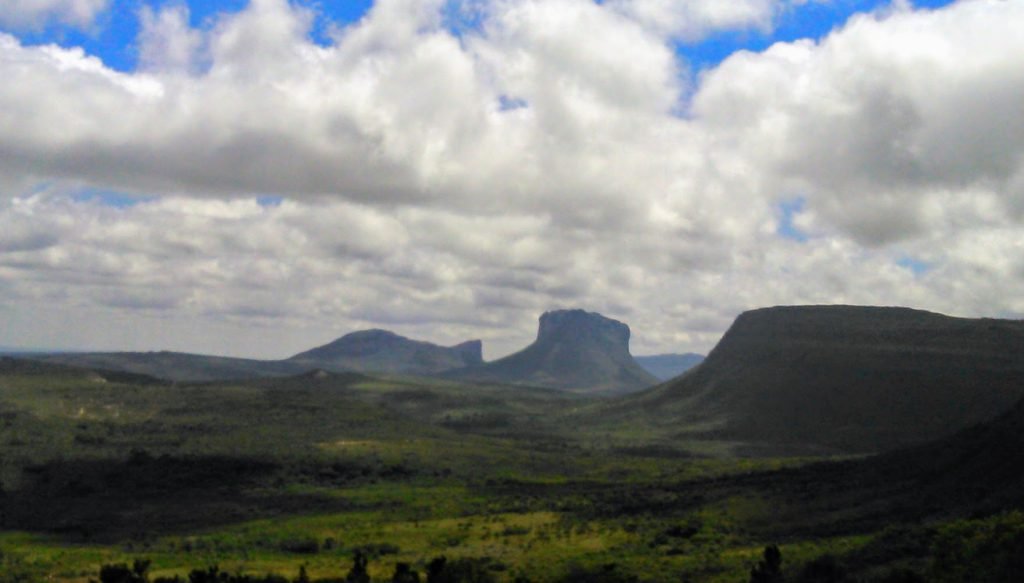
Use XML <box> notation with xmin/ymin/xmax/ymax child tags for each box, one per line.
<box><xmin>24</xmin><ymin>310</ymin><xmax>660</xmax><ymax>392</ymax></box>
<box><xmin>446</xmin><ymin>309</ymin><xmax>658</xmax><ymax>395</ymax></box>
<box><xmin>590</xmin><ymin>305</ymin><xmax>1024</xmax><ymax>454</ymax></box>
<box><xmin>30</xmin><ymin>329</ymin><xmax>483</xmax><ymax>382</ymax></box>
<box><xmin>288</xmin><ymin>329</ymin><xmax>483</xmax><ymax>375</ymax></box>
<box><xmin>29</xmin><ymin>351</ymin><xmax>307</xmax><ymax>382</ymax></box>
<box><xmin>634</xmin><ymin>353</ymin><xmax>705</xmax><ymax>381</ymax></box>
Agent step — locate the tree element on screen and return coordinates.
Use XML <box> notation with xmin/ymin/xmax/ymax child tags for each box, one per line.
<box><xmin>425</xmin><ymin>556</ymin><xmax>497</xmax><ymax>583</ymax></box>
<box><xmin>392</xmin><ymin>562</ymin><xmax>421</xmax><ymax>583</ymax></box>
<box><xmin>188</xmin><ymin>566</ymin><xmax>229</xmax><ymax>583</ymax></box>
<box><xmin>99</xmin><ymin>560</ymin><xmax>151</xmax><ymax>583</ymax></box>
<box><xmin>346</xmin><ymin>551</ymin><xmax>370</xmax><ymax>583</ymax></box>
<box><xmin>795</xmin><ymin>555</ymin><xmax>844</xmax><ymax>583</ymax></box>
<box><xmin>750</xmin><ymin>545</ymin><xmax>784</xmax><ymax>583</ymax></box>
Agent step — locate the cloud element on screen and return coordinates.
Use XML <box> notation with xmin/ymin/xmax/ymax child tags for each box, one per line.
<box><xmin>692</xmin><ymin>0</ymin><xmax>1024</xmax><ymax>245</ymax></box>
<box><xmin>138</xmin><ymin>4</ymin><xmax>204</xmax><ymax>74</ymax></box>
<box><xmin>606</xmin><ymin>0</ymin><xmax>777</xmax><ymax>41</ymax></box>
<box><xmin>0</xmin><ymin>0</ymin><xmax>109</xmax><ymax>30</ymax></box>
<box><xmin>0</xmin><ymin>0</ymin><xmax>1023</xmax><ymax>358</ymax></box>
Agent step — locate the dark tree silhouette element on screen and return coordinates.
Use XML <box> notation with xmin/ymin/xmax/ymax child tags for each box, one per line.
<box><xmin>877</xmin><ymin>569</ymin><xmax>926</xmax><ymax>583</ymax></box>
<box><xmin>188</xmin><ymin>566</ymin><xmax>229</xmax><ymax>583</ymax></box>
<box><xmin>391</xmin><ymin>562</ymin><xmax>421</xmax><ymax>583</ymax></box>
<box><xmin>425</xmin><ymin>556</ymin><xmax>497</xmax><ymax>583</ymax></box>
<box><xmin>555</xmin><ymin>563</ymin><xmax>638</xmax><ymax>583</ymax></box>
<box><xmin>99</xmin><ymin>560</ymin><xmax>151</xmax><ymax>583</ymax></box>
<box><xmin>345</xmin><ymin>551</ymin><xmax>370</xmax><ymax>583</ymax></box>
<box><xmin>750</xmin><ymin>545</ymin><xmax>784</xmax><ymax>583</ymax></box>
<box><xmin>795</xmin><ymin>555</ymin><xmax>844</xmax><ymax>583</ymax></box>
<box><xmin>427</xmin><ymin>557</ymin><xmax>448</xmax><ymax>583</ymax></box>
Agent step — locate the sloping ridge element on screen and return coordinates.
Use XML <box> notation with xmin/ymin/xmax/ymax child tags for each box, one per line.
<box><xmin>783</xmin><ymin>391</ymin><xmax>1024</xmax><ymax>528</ymax></box>
<box><xmin>446</xmin><ymin>309</ymin><xmax>658</xmax><ymax>395</ymax></box>
<box><xmin>875</xmin><ymin>391</ymin><xmax>1024</xmax><ymax>514</ymax></box>
<box><xmin>28</xmin><ymin>351</ymin><xmax>304</xmax><ymax>383</ymax></box>
<box><xmin>29</xmin><ymin>330</ymin><xmax>483</xmax><ymax>382</ymax></box>
<box><xmin>624</xmin><ymin>305</ymin><xmax>1024</xmax><ymax>453</ymax></box>
<box><xmin>287</xmin><ymin>329</ymin><xmax>483</xmax><ymax>376</ymax></box>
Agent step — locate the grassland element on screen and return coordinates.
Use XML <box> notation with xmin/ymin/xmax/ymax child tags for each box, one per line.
<box><xmin>1</xmin><ymin>358</ymin><xmax>1021</xmax><ymax>582</ymax></box>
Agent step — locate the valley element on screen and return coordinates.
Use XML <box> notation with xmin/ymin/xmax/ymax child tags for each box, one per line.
<box><xmin>2</xmin><ymin>306</ymin><xmax>1023</xmax><ymax>582</ymax></box>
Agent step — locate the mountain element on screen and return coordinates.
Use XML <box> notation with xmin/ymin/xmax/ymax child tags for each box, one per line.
<box><xmin>742</xmin><ymin>389</ymin><xmax>1024</xmax><ymax>536</ymax></box>
<box><xmin>287</xmin><ymin>329</ymin><xmax>483</xmax><ymax>375</ymax></box>
<box><xmin>867</xmin><ymin>389</ymin><xmax>1024</xmax><ymax>517</ymax></box>
<box><xmin>29</xmin><ymin>330</ymin><xmax>484</xmax><ymax>382</ymax></box>
<box><xmin>591</xmin><ymin>305</ymin><xmax>1024</xmax><ymax>454</ymax></box>
<box><xmin>29</xmin><ymin>351</ymin><xmax>306</xmax><ymax>382</ymax></box>
<box><xmin>634</xmin><ymin>353</ymin><xmax>705</xmax><ymax>381</ymax></box>
<box><xmin>446</xmin><ymin>309</ymin><xmax>658</xmax><ymax>395</ymax></box>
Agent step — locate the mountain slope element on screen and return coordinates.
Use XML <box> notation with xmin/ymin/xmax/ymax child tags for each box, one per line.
<box><xmin>287</xmin><ymin>329</ymin><xmax>483</xmax><ymax>375</ymax></box>
<box><xmin>27</xmin><ymin>330</ymin><xmax>484</xmax><ymax>382</ymax></box>
<box><xmin>592</xmin><ymin>305</ymin><xmax>1024</xmax><ymax>453</ymax></box>
<box><xmin>28</xmin><ymin>351</ymin><xmax>305</xmax><ymax>382</ymax></box>
<box><xmin>446</xmin><ymin>309</ymin><xmax>658</xmax><ymax>395</ymax></box>
<box><xmin>635</xmin><ymin>353</ymin><xmax>705</xmax><ymax>381</ymax></box>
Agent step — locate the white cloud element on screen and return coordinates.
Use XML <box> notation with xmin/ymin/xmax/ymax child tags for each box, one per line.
<box><xmin>0</xmin><ymin>0</ymin><xmax>109</xmax><ymax>30</ymax></box>
<box><xmin>692</xmin><ymin>0</ymin><xmax>1024</xmax><ymax>245</ymax></box>
<box><xmin>1</xmin><ymin>0</ymin><xmax>1023</xmax><ymax>358</ymax></box>
<box><xmin>138</xmin><ymin>4</ymin><xmax>203</xmax><ymax>74</ymax></box>
<box><xmin>607</xmin><ymin>0</ymin><xmax>777</xmax><ymax>41</ymax></box>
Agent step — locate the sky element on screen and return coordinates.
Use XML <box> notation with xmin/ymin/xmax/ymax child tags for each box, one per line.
<box><xmin>1</xmin><ymin>0</ymin><xmax>1022</xmax><ymax>360</ymax></box>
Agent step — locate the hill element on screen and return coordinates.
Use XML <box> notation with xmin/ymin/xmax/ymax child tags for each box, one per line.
<box><xmin>27</xmin><ymin>350</ymin><xmax>305</xmax><ymax>382</ymax></box>
<box><xmin>287</xmin><ymin>329</ymin><xmax>482</xmax><ymax>375</ymax></box>
<box><xmin>587</xmin><ymin>305</ymin><xmax>1024</xmax><ymax>453</ymax></box>
<box><xmin>26</xmin><ymin>330</ymin><xmax>483</xmax><ymax>382</ymax></box>
<box><xmin>634</xmin><ymin>353</ymin><xmax>705</xmax><ymax>381</ymax></box>
<box><xmin>866</xmin><ymin>389</ymin><xmax>1024</xmax><ymax>518</ymax></box>
<box><xmin>446</xmin><ymin>309</ymin><xmax>658</xmax><ymax>395</ymax></box>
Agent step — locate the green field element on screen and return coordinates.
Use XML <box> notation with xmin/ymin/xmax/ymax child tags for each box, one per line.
<box><xmin>1</xmin><ymin>360</ymin><xmax>1021</xmax><ymax>582</ymax></box>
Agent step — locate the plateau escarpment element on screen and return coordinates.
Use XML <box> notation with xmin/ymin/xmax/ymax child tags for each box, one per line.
<box><xmin>446</xmin><ymin>309</ymin><xmax>658</xmax><ymax>395</ymax></box>
<box><xmin>593</xmin><ymin>305</ymin><xmax>1024</xmax><ymax>454</ymax></box>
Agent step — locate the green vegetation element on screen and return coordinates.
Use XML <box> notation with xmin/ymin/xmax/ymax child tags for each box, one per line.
<box><xmin>582</xmin><ymin>305</ymin><xmax>1024</xmax><ymax>454</ymax></box>
<box><xmin>2</xmin><ymin>357</ymin><xmax>1024</xmax><ymax>582</ymax></box>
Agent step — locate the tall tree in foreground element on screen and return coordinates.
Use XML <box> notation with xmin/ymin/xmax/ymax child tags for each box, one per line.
<box><xmin>750</xmin><ymin>545</ymin><xmax>784</xmax><ymax>583</ymax></box>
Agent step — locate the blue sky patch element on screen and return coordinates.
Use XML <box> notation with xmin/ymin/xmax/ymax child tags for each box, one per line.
<box><xmin>72</xmin><ymin>188</ymin><xmax>156</xmax><ymax>208</ymax></box>
<box><xmin>896</xmin><ymin>255</ymin><xmax>932</xmax><ymax>276</ymax></box>
<box><xmin>498</xmin><ymin>95</ymin><xmax>528</xmax><ymax>111</ymax></box>
<box><xmin>256</xmin><ymin>195</ymin><xmax>285</xmax><ymax>207</ymax></box>
<box><xmin>776</xmin><ymin>197</ymin><xmax>809</xmax><ymax>243</ymax></box>
<box><xmin>1</xmin><ymin>0</ymin><xmax>960</xmax><ymax>74</ymax></box>
<box><xmin>677</xmin><ymin>0</ymin><xmax>958</xmax><ymax>72</ymax></box>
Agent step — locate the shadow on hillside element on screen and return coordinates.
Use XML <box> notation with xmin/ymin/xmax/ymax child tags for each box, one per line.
<box><xmin>0</xmin><ymin>453</ymin><xmax>365</xmax><ymax>543</ymax></box>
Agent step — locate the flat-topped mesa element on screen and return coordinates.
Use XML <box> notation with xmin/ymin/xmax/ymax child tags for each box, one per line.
<box><xmin>536</xmin><ymin>309</ymin><xmax>631</xmax><ymax>350</ymax></box>
<box><xmin>288</xmin><ymin>329</ymin><xmax>484</xmax><ymax>376</ymax></box>
<box><xmin>445</xmin><ymin>309</ymin><xmax>658</xmax><ymax>395</ymax></box>
<box><xmin>613</xmin><ymin>304</ymin><xmax>1024</xmax><ymax>454</ymax></box>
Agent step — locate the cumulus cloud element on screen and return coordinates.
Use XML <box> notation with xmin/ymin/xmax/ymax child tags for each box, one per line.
<box><xmin>1</xmin><ymin>0</ymin><xmax>1023</xmax><ymax>358</ymax></box>
<box><xmin>0</xmin><ymin>0</ymin><xmax>109</xmax><ymax>30</ymax></box>
<box><xmin>138</xmin><ymin>4</ymin><xmax>203</xmax><ymax>74</ymax></box>
<box><xmin>0</xmin><ymin>190</ymin><xmax>962</xmax><ymax>358</ymax></box>
<box><xmin>692</xmin><ymin>0</ymin><xmax>1024</xmax><ymax>245</ymax></box>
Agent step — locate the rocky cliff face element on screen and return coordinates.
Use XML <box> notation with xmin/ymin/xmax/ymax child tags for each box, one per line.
<box><xmin>446</xmin><ymin>309</ymin><xmax>658</xmax><ymax>395</ymax></box>
<box><xmin>452</xmin><ymin>340</ymin><xmax>484</xmax><ymax>366</ymax></box>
